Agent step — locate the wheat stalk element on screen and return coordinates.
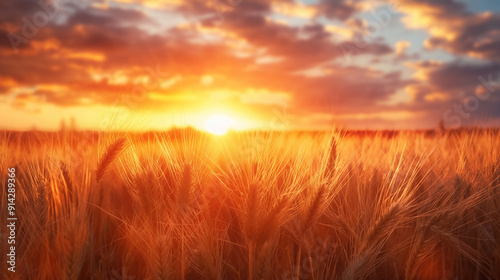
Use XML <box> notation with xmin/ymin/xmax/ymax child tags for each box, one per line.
<box><xmin>178</xmin><ymin>163</ymin><xmax>192</xmax><ymax>211</ymax></box>
<box><xmin>178</xmin><ymin>163</ymin><xmax>192</xmax><ymax>280</ymax></box>
<box><xmin>342</xmin><ymin>248</ymin><xmax>376</xmax><ymax>280</ymax></box>
<box><xmin>360</xmin><ymin>203</ymin><xmax>402</xmax><ymax>252</ymax></box>
<box><xmin>246</xmin><ymin>183</ymin><xmax>260</xmax><ymax>280</ymax></box>
<box><xmin>255</xmin><ymin>240</ymin><xmax>273</xmax><ymax>280</ymax></box>
<box><xmin>256</xmin><ymin>195</ymin><xmax>289</xmax><ymax>245</ymax></box>
<box><xmin>430</xmin><ymin>225</ymin><xmax>484</xmax><ymax>272</ymax></box>
<box><xmin>323</xmin><ymin>137</ymin><xmax>337</xmax><ymax>181</ymax></box>
<box><xmin>295</xmin><ymin>186</ymin><xmax>327</xmax><ymax>280</ymax></box>
<box><xmin>36</xmin><ymin>181</ymin><xmax>48</xmax><ymax>229</ymax></box>
<box><xmin>343</xmin><ymin>203</ymin><xmax>403</xmax><ymax>279</ymax></box>
<box><xmin>245</xmin><ymin>183</ymin><xmax>260</xmax><ymax>239</ymax></box>
<box><xmin>62</xmin><ymin>226</ymin><xmax>85</xmax><ymax>280</ymax></box>
<box><xmin>60</xmin><ymin>161</ymin><xmax>74</xmax><ymax>210</ymax></box>
<box><xmin>302</xmin><ymin>185</ymin><xmax>327</xmax><ymax>235</ymax></box>
<box><xmin>60</xmin><ymin>162</ymin><xmax>73</xmax><ymax>195</ymax></box>
<box><xmin>3</xmin><ymin>127</ymin><xmax>500</xmax><ymax>279</ymax></box>
<box><xmin>95</xmin><ymin>137</ymin><xmax>128</xmax><ymax>183</ymax></box>
<box><xmin>405</xmin><ymin>223</ymin><xmax>431</xmax><ymax>280</ymax></box>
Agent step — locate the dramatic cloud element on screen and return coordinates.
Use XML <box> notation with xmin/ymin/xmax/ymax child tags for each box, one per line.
<box><xmin>0</xmin><ymin>0</ymin><xmax>499</xmax><ymax>130</ymax></box>
<box><xmin>393</xmin><ymin>0</ymin><xmax>500</xmax><ymax>61</ymax></box>
<box><xmin>316</xmin><ymin>0</ymin><xmax>369</xmax><ymax>21</ymax></box>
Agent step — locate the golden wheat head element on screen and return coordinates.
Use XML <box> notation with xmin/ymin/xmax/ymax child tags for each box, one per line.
<box><xmin>96</xmin><ymin>137</ymin><xmax>128</xmax><ymax>183</ymax></box>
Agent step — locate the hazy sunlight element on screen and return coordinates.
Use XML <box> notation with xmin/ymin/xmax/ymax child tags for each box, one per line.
<box><xmin>203</xmin><ymin>114</ymin><xmax>235</xmax><ymax>135</ymax></box>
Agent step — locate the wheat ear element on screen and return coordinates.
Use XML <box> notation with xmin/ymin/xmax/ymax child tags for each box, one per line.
<box><xmin>246</xmin><ymin>183</ymin><xmax>260</xmax><ymax>280</ymax></box>
<box><xmin>95</xmin><ymin>137</ymin><xmax>127</xmax><ymax>183</ymax></box>
<box><xmin>178</xmin><ymin>163</ymin><xmax>191</xmax><ymax>210</ymax></box>
<box><xmin>303</xmin><ymin>185</ymin><xmax>326</xmax><ymax>234</ymax></box>
<box><xmin>37</xmin><ymin>181</ymin><xmax>48</xmax><ymax>228</ymax></box>
<box><xmin>360</xmin><ymin>203</ymin><xmax>402</xmax><ymax>252</ymax></box>
<box><xmin>296</xmin><ymin>186</ymin><xmax>326</xmax><ymax>280</ymax></box>
<box><xmin>323</xmin><ymin>137</ymin><xmax>337</xmax><ymax>181</ymax></box>
<box><xmin>178</xmin><ymin>163</ymin><xmax>191</xmax><ymax>280</ymax></box>
<box><xmin>405</xmin><ymin>223</ymin><xmax>430</xmax><ymax>280</ymax></box>
<box><xmin>60</xmin><ymin>162</ymin><xmax>73</xmax><ymax>199</ymax></box>
<box><xmin>256</xmin><ymin>195</ymin><xmax>289</xmax><ymax>245</ymax></box>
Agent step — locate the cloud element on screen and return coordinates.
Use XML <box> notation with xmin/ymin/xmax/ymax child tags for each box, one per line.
<box><xmin>407</xmin><ymin>60</ymin><xmax>500</xmax><ymax>101</ymax></box>
<box><xmin>0</xmin><ymin>0</ymin><xmax>400</xmax><ymax>130</ymax></box>
<box><xmin>402</xmin><ymin>59</ymin><xmax>500</xmax><ymax>127</ymax></box>
<box><xmin>271</xmin><ymin>2</ymin><xmax>317</xmax><ymax>18</ymax></box>
<box><xmin>1</xmin><ymin>0</ymin><xmax>498</xmax><ymax>130</ymax></box>
<box><xmin>395</xmin><ymin>41</ymin><xmax>410</xmax><ymax>55</ymax></box>
<box><xmin>318</xmin><ymin>0</ymin><xmax>364</xmax><ymax>21</ymax></box>
<box><xmin>392</xmin><ymin>0</ymin><xmax>500</xmax><ymax>61</ymax></box>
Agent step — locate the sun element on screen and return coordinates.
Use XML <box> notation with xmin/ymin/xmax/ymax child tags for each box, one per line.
<box><xmin>203</xmin><ymin>114</ymin><xmax>234</xmax><ymax>135</ymax></box>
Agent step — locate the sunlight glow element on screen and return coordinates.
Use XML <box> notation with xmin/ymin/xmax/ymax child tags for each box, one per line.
<box><xmin>204</xmin><ymin>114</ymin><xmax>234</xmax><ymax>135</ymax></box>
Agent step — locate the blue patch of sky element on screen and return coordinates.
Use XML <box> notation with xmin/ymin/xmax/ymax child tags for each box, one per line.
<box><xmin>271</xmin><ymin>0</ymin><xmax>460</xmax><ymax>83</ymax></box>
<box><xmin>298</xmin><ymin>0</ymin><xmax>319</xmax><ymax>4</ymax></box>
<box><xmin>268</xmin><ymin>12</ymin><xmax>314</xmax><ymax>28</ymax></box>
<box><xmin>460</xmin><ymin>0</ymin><xmax>500</xmax><ymax>13</ymax></box>
<box><xmin>108</xmin><ymin>1</ymin><xmax>185</xmax><ymax>35</ymax></box>
<box><xmin>356</xmin><ymin>5</ymin><xmax>455</xmax><ymax>60</ymax></box>
<box><xmin>145</xmin><ymin>9</ymin><xmax>186</xmax><ymax>33</ymax></box>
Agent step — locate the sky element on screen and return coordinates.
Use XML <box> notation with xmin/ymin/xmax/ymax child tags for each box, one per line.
<box><xmin>1</xmin><ymin>0</ymin><xmax>500</xmax><ymax>131</ymax></box>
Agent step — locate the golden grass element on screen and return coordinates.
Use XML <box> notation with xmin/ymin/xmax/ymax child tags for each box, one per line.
<box><xmin>1</xmin><ymin>129</ymin><xmax>500</xmax><ymax>279</ymax></box>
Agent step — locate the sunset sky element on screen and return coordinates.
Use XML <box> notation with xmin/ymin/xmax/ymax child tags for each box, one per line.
<box><xmin>1</xmin><ymin>0</ymin><xmax>500</xmax><ymax>131</ymax></box>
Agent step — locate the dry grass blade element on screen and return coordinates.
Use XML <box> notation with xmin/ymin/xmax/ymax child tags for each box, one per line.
<box><xmin>96</xmin><ymin>137</ymin><xmax>128</xmax><ymax>183</ymax></box>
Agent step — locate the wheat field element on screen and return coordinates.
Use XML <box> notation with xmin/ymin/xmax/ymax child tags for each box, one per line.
<box><xmin>1</xmin><ymin>129</ymin><xmax>500</xmax><ymax>280</ymax></box>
